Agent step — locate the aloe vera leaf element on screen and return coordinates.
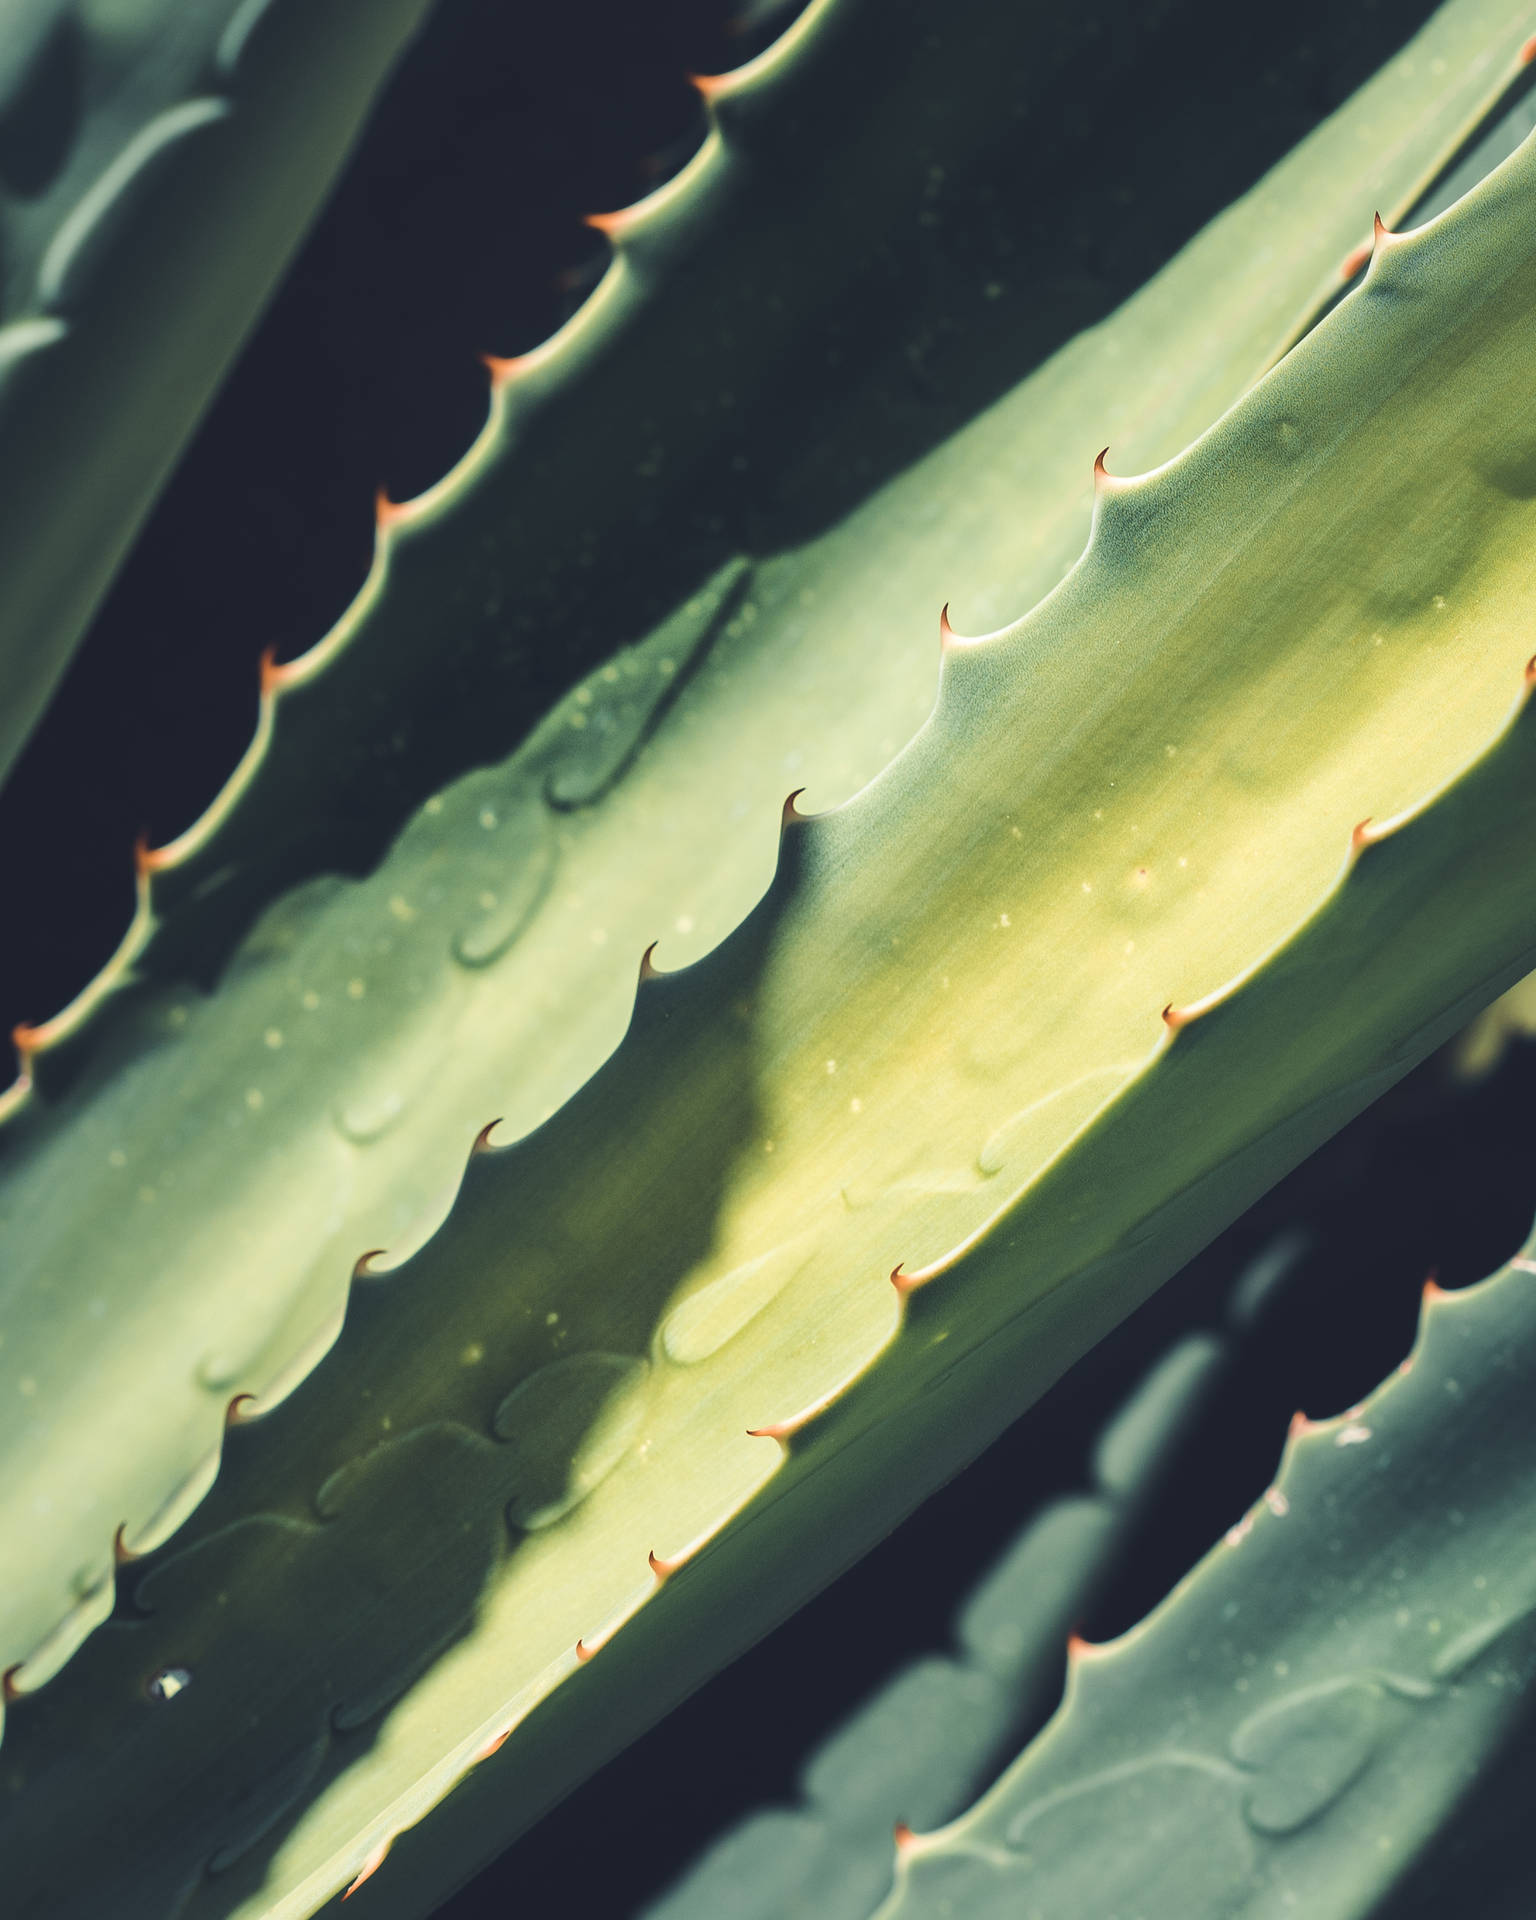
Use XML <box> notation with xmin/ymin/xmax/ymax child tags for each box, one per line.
<box><xmin>635</xmin><ymin>1237</ymin><xmax>1307</xmax><ymax>1920</ymax></box>
<box><xmin>0</xmin><ymin>0</ymin><xmax>1518</xmax><ymax>1721</ymax></box>
<box><xmin>30</xmin><ymin>0</ymin><xmax>1512</xmax><ymax>1011</ymax></box>
<box><xmin>0</xmin><ymin>0</ymin><xmax>437</xmax><ymax>793</ymax></box>
<box><xmin>9</xmin><ymin>77</ymin><xmax>1536</xmax><ymax>1920</ymax></box>
<box><xmin>873</xmin><ymin>1242</ymin><xmax>1536</xmax><ymax>1920</ymax></box>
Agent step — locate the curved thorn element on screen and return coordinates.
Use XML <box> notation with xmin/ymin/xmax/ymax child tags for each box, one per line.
<box><xmin>1092</xmin><ymin>445</ymin><xmax>1112</xmax><ymax>486</ymax></box>
<box><xmin>471</xmin><ymin>1119</ymin><xmax>503</xmax><ymax>1155</ymax></box>
<box><xmin>575</xmin><ymin>1637</ymin><xmax>597</xmax><ymax>1663</ymax></box>
<box><xmin>1350</xmin><ymin>816</ymin><xmax>1377</xmax><ymax>851</ymax></box>
<box><xmin>343</xmin><ymin>1837</ymin><xmax>392</xmax><ymax>1899</ymax></box>
<box><xmin>649</xmin><ymin>1548</ymin><xmax>680</xmax><ymax>1582</ymax></box>
<box><xmin>890</xmin><ymin>1261</ymin><xmax>920</xmax><ymax>1295</ymax></box>
<box><xmin>225</xmin><ymin>1392</ymin><xmax>257</xmax><ymax>1427</ymax></box>
<box><xmin>893</xmin><ymin>1821</ymin><xmax>919</xmax><ymax>1857</ymax></box>
<box><xmin>1066</xmin><ymin>1630</ymin><xmax>1099</xmax><ymax>1663</ymax></box>
<box><xmin>2</xmin><ymin>1664</ymin><xmax>21</xmax><ymax>1702</ymax></box>
<box><xmin>1288</xmin><ymin>1408</ymin><xmax>1316</xmax><ymax>1440</ymax></box>
<box><xmin>638</xmin><ymin>941</ymin><xmax>662</xmax><ymax>985</ymax></box>
<box><xmin>1422</xmin><ymin>1274</ymin><xmax>1447</xmax><ymax>1304</ymax></box>
<box><xmin>473</xmin><ymin>1725</ymin><xmax>513</xmax><ymax>1764</ymax></box>
<box><xmin>781</xmin><ymin>787</ymin><xmax>810</xmax><ymax>827</ymax></box>
<box><xmin>481</xmin><ymin>352</ymin><xmax>526</xmax><ymax>387</ymax></box>
<box><xmin>112</xmin><ymin>1523</ymin><xmax>139</xmax><ymax>1566</ymax></box>
<box><xmin>375</xmin><ymin>487</ymin><xmax>416</xmax><ymax>533</ymax></box>
<box><xmin>351</xmin><ymin>1248</ymin><xmax>389</xmax><ymax>1280</ymax></box>
<box><xmin>688</xmin><ymin>69</ymin><xmax>728</xmax><ymax>101</ymax></box>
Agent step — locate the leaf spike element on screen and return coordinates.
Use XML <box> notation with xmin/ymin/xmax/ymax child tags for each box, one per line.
<box><xmin>688</xmin><ymin>70</ymin><xmax>729</xmax><ymax>102</ymax></box>
<box><xmin>111</xmin><ymin>1523</ymin><xmax>139</xmax><ymax>1566</ymax></box>
<box><xmin>648</xmin><ymin>1548</ymin><xmax>681</xmax><ymax>1582</ymax></box>
<box><xmin>133</xmin><ymin>830</ymin><xmax>173</xmax><ymax>880</ymax></box>
<box><xmin>582</xmin><ymin>206</ymin><xmax>634</xmax><ymax>240</ymax></box>
<box><xmin>890</xmin><ymin>1261</ymin><xmax>922</xmax><ymax>1296</ymax></box>
<box><xmin>1092</xmin><ymin>445</ymin><xmax>1112</xmax><ymax>489</ymax></box>
<box><xmin>224</xmin><ymin>1393</ymin><xmax>256</xmax><ymax>1427</ymax></box>
<box><xmin>637</xmin><ymin>941</ymin><xmax>663</xmax><ymax>985</ymax></box>
<box><xmin>470</xmin><ymin>1118</ymin><xmax>503</xmax><ymax>1156</ymax></box>
<box><xmin>744</xmin><ymin>1386</ymin><xmax>840</xmax><ymax>1442</ymax></box>
<box><xmin>1288</xmin><ymin>1408</ymin><xmax>1317</xmax><ymax>1441</ymax></box>
<box><xmin>375</xmin><ymin>486</ymin><xmax>418</xmax><ymax>533</ymax></box>
<box><xmin>342</xmin><ymin>1835</ymin><xmax>392</xmax><ymax>1899</ymax></box>
<box><xmin>781</xmin><ymin>787</ymin><xmax>811</xmax><ymax>827</ymax></box>
<box><xmin>1350</xmin><ymin>816</ymin><xmax>1379</xmax><ymax>853</ymax></box>
<box><xmin>1161</xmin><ymin>990</ymin><xmax>1218</xmax><ymax>1031</ymax></box>
<box><xmin>1372</xmin><ymin>210</ymin><xmax>1398</xmax><ymax>249</ymax></box>
<box><xmin>480</xmin><ymin>352</ymin><xmax>527</xmax><ymax>388</ymax></box>
<box><xmin>472</xmin><ymin>1725</ymin><xmax>513</xmax><ymax>1764</ymax></box>
<box><xmin>9</xmin><ymin>1021</ymin><xmax>42</xmax><ymax>1067</ymax></box>
<box><xmin>892</xmin><ymin>1821</ymin><xmax>921</xmax><ymax>1857</ymax></box>
<box><xmin>1422</xmin><ymin>1274</ymin><xmax>1447</xmax><ymax>1304</ymax></box>
<box><xmin>1065</xmin><ymin>1629</ymin><xmax>1101</xmax><ymax>1663</ymax></box>
<box><xmin>351</xmin><ymin>1248</ymin><xmax>388</xmax><ymax>1281</ymax></box>
<box><xmin>2</xmin><ymin>1664</ymin><xmax>20</xmax><ymax>1703</ymax></box>
<box><xmin>1521</xmin><ymin>31</ymin><xmax>1536</xmax><ymax>64</ymax></box>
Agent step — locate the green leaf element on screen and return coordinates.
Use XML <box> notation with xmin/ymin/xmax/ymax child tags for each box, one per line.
<box><xmin>0</xmin><ymin>0</ymin><xmax>436</xmax><ymax>790</ymax></box>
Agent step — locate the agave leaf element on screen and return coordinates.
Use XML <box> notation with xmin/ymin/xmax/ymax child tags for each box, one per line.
<box><xmin>0</xmin><ymin>0</ymin><xmax>1520</xmax><ymax>1722</ymax></box>
<box><xmin>24</xmin><ymin>0</ymin><xmax>1521</xmax><ymax>1011</ymax></box>
<box><xmin>0</xmin><ymin>0</ymin><xmax>436</xmax><ymax>792</ymax></box>
<box><xmin>875</xmin><ymin>1242</ymin><xmax>1536</xmax><ymax>1920</ymax></box>
<box><xmin>8</xmin><ymin>40</ymin><xmax>1536</xmax><ymax>1917</ymax></box>
<box><xmin>636</xmin><ymin>1236</ymin><xmax>1309</xmax><ymax>1920</ymax></box>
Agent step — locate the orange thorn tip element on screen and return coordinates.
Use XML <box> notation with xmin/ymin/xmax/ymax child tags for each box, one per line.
<box><xmin>2</xmin><ymin>1664</ymin><xmax>22</xmax><ymax>1702</ymax></box>
<box><xmin>688</xmin><ymin>69</ymin><xmax>729</xmax><ymax>101</ymax></box>
<box><xmin>134</xmin><ymin>831</ymin><xmax>172</xmax><ymax>877</ymax></box>
<box><xmin>1288</xmin><ymin>1409</ymin><xmax>1315</xmax><ymax>1440</ymax></box>
<box><xmin>481</xmin><ymin>351</ymin><xmax>526</xmax><ymax>385</ymax></box>
<box><xmin>375</xmin><ymin>486</ymin><xmax>421</xmax><ymax>532</ymax></box>
<box><xmin>11</xmin><ymin>1021</ymin><xmax>42</xmax><ymax>1061</ymax></box>
<box><xmin>1422</xmin><ymin>1275</ymin><xmax>1446</xmax><ymax>1302</ymax></box>
<box><xmin>225</xmin><ymin>1392</ymin><xmax>257</xmax><ymax>1426</ymax></box>
<box><xmin>471</xmin><ymin>1118</ymin><xmax>503</xmax><ymax>1155</ymax></box>
<box><xmin>1092</xmin><ymin>446</ymin><xmax>1112</xmax><ymax>485</ymax></box>
<box><xmin>1350</xmin><ymin>817</ymin><xmax>1376</xmax><ymax>851</ymax></box>
<box><xmin>890</xmin><ymin>1261</ymin><xmax>921</xmax><ymax>1295</ymax></box>
<box><xmin>1524</xmin><ymin>653</ymin><xmax>1536</xmax><ymax>684</ymax></box>
<box><xmin>649</xmin><ymin>1548</ymin><xmax>681</xmax><ymax>1581</ymax></box>
<box><xmin>113</xmin><ymin>1523</ymin><xmax>139</xmax><ymax>1565</ymax></box>
<box><xmin>1066</xmin><ymin>1631</ymin><xmax>1098</xmax><ymax>1662</ymax></box>
<box><xmin>583</xmin><ymin>207</ymin><xmax>631</xmax><ymax>239</ymax></box>
<box><xmin>474</xmin><ymin>1725</ymin><xmax>512</xmax><ymax>1763</ymax></box>
<box><xmin>782</xmin><ymin>787</ymin><xmax>809</xmax><ymax>826</ymax></box>
<box><xmin>343</xmin><ymin>1837</ymin><xmax>392</xmax><ymax>1899</ymax></box>
<box><xmin>575</xmin><ymin>1637</ymin><xmax>597</xmax><ymax>1662</ymax></box>
<box><xmin>259</xmin><ymin>645</ymin><xmax>288</xmax><ymax>696</ymax></box>
<box><xmin>1522</xmin><ymin>31</ymin><xmax>1536</xmax><ymax>64</ymax></box>
<box><xmin>893</xmin><ymin>1822</ymin><xmax>919</xmax><ymax>1856</ymax></box>
<box><xmin>1161</xmin><ymin>1001</ymin><xmax>1191</xmax><ymax>1030</ymax></box>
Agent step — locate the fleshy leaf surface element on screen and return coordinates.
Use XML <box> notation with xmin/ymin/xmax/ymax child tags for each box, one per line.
<box><xmin>8</xmin><ymin>33</ymin><xmax>1536</xmax><ymax>1920</ymax></box>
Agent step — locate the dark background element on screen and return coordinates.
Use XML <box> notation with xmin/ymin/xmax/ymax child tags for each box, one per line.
<box><xmin>5</xmin><ymin>1</ymin><xmax>1535</xmax><ymax>1915</ymax></box>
